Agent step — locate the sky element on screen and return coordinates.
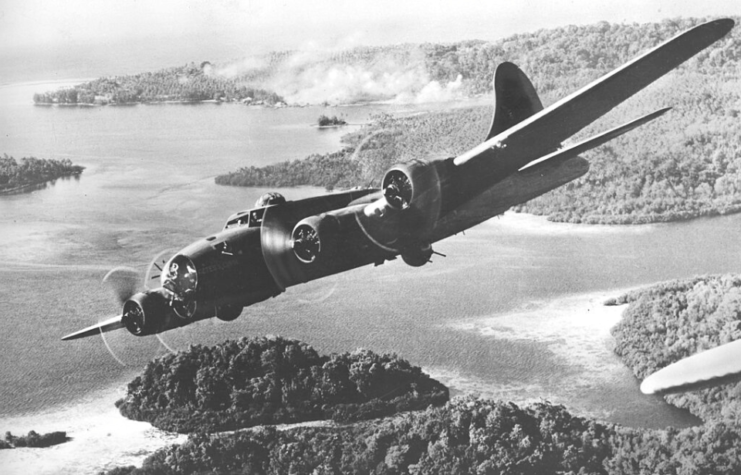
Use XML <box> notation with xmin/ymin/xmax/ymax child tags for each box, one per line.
<box><xmin>0</xmin><ymin>0</ymin><xmax>740</xmax><ymax>83</ymax></box>
<box><xmin>2</xmin><ymin>0</ymin><xmax>740</xmax><ymax>53</ymax></box>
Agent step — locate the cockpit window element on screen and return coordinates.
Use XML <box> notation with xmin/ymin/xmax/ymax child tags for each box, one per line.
<box><xmin>248</xmin><ymin>208</ymin><xmax>265</xmax><ymax>227</ymax></box>
<box><xmin>224</xmin><ymin>207</ymin><xmax>267</xmax><ymax>230</ymax></box>
<box><xmin>162</xmin><ymin>255</ymin><xmax>198</xmax><ymax>318</ymax></box>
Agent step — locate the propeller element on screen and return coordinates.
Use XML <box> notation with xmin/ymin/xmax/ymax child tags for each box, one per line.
<box><xmin>103</xmin><ymin>267</ymin><xmax>140</xmax><ymax>304</ymax></box>
<box><xmin>145</xmin><ymin>249</ymin><xmax>190</xmax><ymax>355</ymax></box>
<box><xmin>145</xmin><ymin>249</ymin><xmax>174</xmax><ymax>289</ymax></box>
<box><xmin>63</xmin><ymin>250</ymin><xmax>181</xmax><ymax>366</ymax></box>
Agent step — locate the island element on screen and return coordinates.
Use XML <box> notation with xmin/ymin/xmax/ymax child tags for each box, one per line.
<box><xmin>0</xmin><ymin>155</ymin><xmax>85</xmax><ymax>194</ymax></box>
<box><xmin>33</xmin><ymin>62</ymin><xmax>285</xmax><ymax>106</ymax></box>
<box><xmin>0</xmin><ymin>430</ymin><xmax>68</xmax><ymax>449</ymax></box>
<box><xmin>116</xmin><ymin>336</ymin><xmax>449</xmax><ymax>433</ymax></box>
<box><xmin>316</xmin><ymin>114</ymin><xmax>347</xmax><ymax>127</ymax></box>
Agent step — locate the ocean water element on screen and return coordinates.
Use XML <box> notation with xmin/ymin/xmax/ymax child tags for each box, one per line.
<box><xmin>2</xmin><ymin>68</ymin><xmax>741</xmax><ymax>430</ymax></box>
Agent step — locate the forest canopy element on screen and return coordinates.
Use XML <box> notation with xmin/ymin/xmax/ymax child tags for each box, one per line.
<box><xmin>105</xmin><ymin>397</ymin><xmax>741</xmax><ymax>475</ymax></box>
<box><xmin>116</xmin><ymin>336</ymin><xmax>448</xmax><ymax>433</ymax></box>
<box><xmin>34</xmin><ymin>63</ymin><xmax>285</xmax><ymax>106</ymax></box>
<box><xmin>0</xmin><ymin>154</ymin><xmax>84</xmax><ymax>193</ymax></box>
<box><xmin>611</xmin><ymin>274</ymin><xmax>741</xmax><ymax>424</ymax></box>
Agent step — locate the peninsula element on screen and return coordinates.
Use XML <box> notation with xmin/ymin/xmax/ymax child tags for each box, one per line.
<box><xmin>0</xmin><ymin>155</ymin><xmax>85</xmax><ymax>194</ymax></box>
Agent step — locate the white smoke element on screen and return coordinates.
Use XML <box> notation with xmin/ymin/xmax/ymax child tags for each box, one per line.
<box><xmin>394</xmin><ymin>74</ymin><xmax>465</xmax><ymax>104</ymax></box>
<box><xmin>210</xmin><ymin>42</ymin><xmax>469</xmax><ymax>105</ymax></box>
<box><xmin>213</xmin><ymin>56</ymin><xmax>270</xmax><ymax>79</ymax></box>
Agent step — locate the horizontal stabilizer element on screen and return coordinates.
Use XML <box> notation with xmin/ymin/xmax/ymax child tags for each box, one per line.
<box><xmin>641</xmin><ymin>339</ymin><xmax>741</xmax><ymax>395</ymax></box>
<box><xmin>61</xmin><ymin>315</ymin><xmax>124</xmax><ymax>341</ymax></box>
<box><xmin>520</xmin><ymin>107</ymin><xmax>671</xmax><ymax>171</ymax></box>
<box><xmin>455</xmin><ymin>19</ymin><xmax>734</xmax><ymax>168</ymax></box>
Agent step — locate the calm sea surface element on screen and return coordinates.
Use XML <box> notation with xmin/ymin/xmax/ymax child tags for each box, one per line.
<box><xmin>2</xmin><ymin>77</ymin><xmax>741</xmax><ymax>430</ymax></box>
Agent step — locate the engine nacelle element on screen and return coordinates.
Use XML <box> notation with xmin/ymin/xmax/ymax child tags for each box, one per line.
<box><xmin>291</xmin><ymin>214</ymin><xmax>340</xmax><ymax>264</ymax></box>
<box><xmin>401</xmin><ymin>242</ymin><xmax>434</xmax><ymax>267</ymax></box>
<box><xmin>381</xmin><ymin>161</ymin><xmax>443</xmax><ymax>238</ymax></box>
<box><xmin>215</xmin><ymin>304</ymin><xmax>243</xmax><ymax>321</ymax></box>
<box><xmin>122</xmin><ymin>291</ymin><xmax>186</xmax><ymax>337</ymax></box>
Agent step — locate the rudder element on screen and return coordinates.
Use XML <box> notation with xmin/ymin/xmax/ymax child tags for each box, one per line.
<box><xmin>486</xmin><ymin>62</ymin><xmax>543</xmax><ymax>140</ymax></box>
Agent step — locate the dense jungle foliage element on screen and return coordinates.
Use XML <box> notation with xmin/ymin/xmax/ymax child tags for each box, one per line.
<box><xmin>34</xmin><ymin>63</ymin><xmax>284</xmax><ymax>105</ymax></box>
<box><xmin>218</xmin><ymin>17</ymin><xmax>741</xmax><ymax>224</ymax></box>
<box><xmin>611</xmin><ymin>274</ymin><xmax>741</xmax><ymax>424</ymax></box>
<box><xmin>105</xmin><ymin>397</ymin><xmax>741</xmax><ymax>475</ymax></box>
<box><xmin>116</xmin><ymin>336</ymin><xmax>448</xmax><ymax>433</ymax></box>
<box><xmin>0</xmin><ymin>154</ymin><xmax>84</xmax><ymax>193</ymax></box>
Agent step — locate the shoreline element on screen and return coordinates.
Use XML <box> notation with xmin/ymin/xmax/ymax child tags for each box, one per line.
<box><xmin>0</xmin><ymin>285</ymin><xmax>670</xmax><ymax>475</ymax></box>
<box><xmin>0</xmin><ymin>172</ymin><xmax>83</xmax><ymax>196</ymax></box>
<box><xmin>0</xmin><ymin>383</ymin><xmax>187</xmax><ymax>475</ymax></box>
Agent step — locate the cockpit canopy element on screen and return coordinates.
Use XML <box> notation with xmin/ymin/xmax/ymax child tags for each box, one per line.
<box><xmin>223</xmin><ymin>192</ymin><xmax>286</xmax><ymax>230</ymax></box>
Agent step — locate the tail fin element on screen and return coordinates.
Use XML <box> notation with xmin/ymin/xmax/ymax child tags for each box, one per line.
<box><xmin>486</xmin><ymin>62</ymin><xmax>544</xmax><ymax>140</ymax></box>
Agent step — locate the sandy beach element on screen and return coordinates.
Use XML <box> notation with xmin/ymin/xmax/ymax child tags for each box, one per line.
<box><xmin>0</xmin><ymin>384</ymin><xmax>187</xmax><ymax>475</ymax></box>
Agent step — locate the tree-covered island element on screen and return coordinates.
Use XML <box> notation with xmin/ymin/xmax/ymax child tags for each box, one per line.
<box><xmin>316</xmin><ymin>115</ymin><xmax>347</xmax><ymax>127</ymax></box>
<box><xmin>116</xmin><ymin>336</ymin><xmax>448</xmax><ymax>433</ymax></box>
<box><xmin>215</xmin><ymin>17</ymin><xmax>741</xmax><ymax>224</ymax></box>
<box><xmin>33</xmin><ymin>63</ymin><xmax>285</xmax><ymax>106</ymax></box>
<box><xmin>0</xmin><ymin>154</ymin><xmax>85</xmax><ymax>194</ymax></box>
<box><xmin>0</xmin><ymin>430</ymin><xmax>68</xmax><ymax>449</ymax></box>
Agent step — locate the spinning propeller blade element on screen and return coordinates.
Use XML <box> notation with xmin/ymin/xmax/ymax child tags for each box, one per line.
<box><xmin>102</xmin><ymin>267</ymin><xmax>140</xmax><ymax>305</ymax></box>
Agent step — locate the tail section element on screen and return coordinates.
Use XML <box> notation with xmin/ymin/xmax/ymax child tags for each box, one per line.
<box><xmin>486</xmin><ymin>62</ymin><xmax>544</xmax><ymax>140</ymax></box>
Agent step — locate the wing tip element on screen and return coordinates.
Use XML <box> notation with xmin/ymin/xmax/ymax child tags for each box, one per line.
<box><xmin>639</xmin><ymin>377</ymin><xmax>661</xmax><ymax>395</ymax></box>
<box><xmin>700</xmin><ymin>18</ymin><xmax>735</xmax><ymax>40</ymax></box>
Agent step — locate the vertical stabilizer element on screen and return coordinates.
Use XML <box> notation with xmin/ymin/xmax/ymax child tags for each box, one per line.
<box><xmin>486</xmin><ymin>62</ymin><xmax>544</xmax><ymax>140</ymax></box>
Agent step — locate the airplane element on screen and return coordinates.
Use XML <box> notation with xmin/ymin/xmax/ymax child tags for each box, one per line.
<box><xmin>63</xmin><ymin>19</ymin><xmax>734</xmax><ymax>342</ymax></box>
<box><xmin>641</xmin><ymin>339</ymin><xmax>741</xmax><ymax>395</ymax></box>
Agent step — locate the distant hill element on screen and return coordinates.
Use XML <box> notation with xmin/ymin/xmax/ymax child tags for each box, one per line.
<box><xmin>218</xmin><ymin>17</ymin><xmax>741</xmax><ymax>224</ymax></box>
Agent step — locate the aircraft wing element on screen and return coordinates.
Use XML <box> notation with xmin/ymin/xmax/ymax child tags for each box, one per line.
<box><xmin>428</xmin><ymin>107</ymin><xmax>670</xmax><ymax>242</ymax></box>
<box><xmin>641</xmin><ymin>339</ymin><xmax>741</xmax><ymax>395</ymax></box>
<box><xmin>454</xmin><ymin>19</ymin><xmax>735</xmax><ymax>173</ymax></box>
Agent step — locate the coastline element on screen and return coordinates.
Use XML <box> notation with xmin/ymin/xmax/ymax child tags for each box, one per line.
<box><xmin>437</xmin><ymin>288</ymin><xmax>638</xmax><ymax>418</ymax></box>
<box><xmin>0</xmin><ymin>285</ymin><xmax>649</xmax><ymax>475</ymax></box>
<box><xmin>0</xmin><ymin>383</ymin><xmax>187</xmax><ymax>475</ymax></box>
<box><xmin>0</xmin><ymin>172</ymin><xmax>83</xmax><ymax>196</ymax></box>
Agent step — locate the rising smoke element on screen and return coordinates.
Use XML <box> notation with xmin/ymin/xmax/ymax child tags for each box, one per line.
<box><xmin>210</xmin><ymin>44</ymin><xmax>467</xmax><ymax>105</ymax></box>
